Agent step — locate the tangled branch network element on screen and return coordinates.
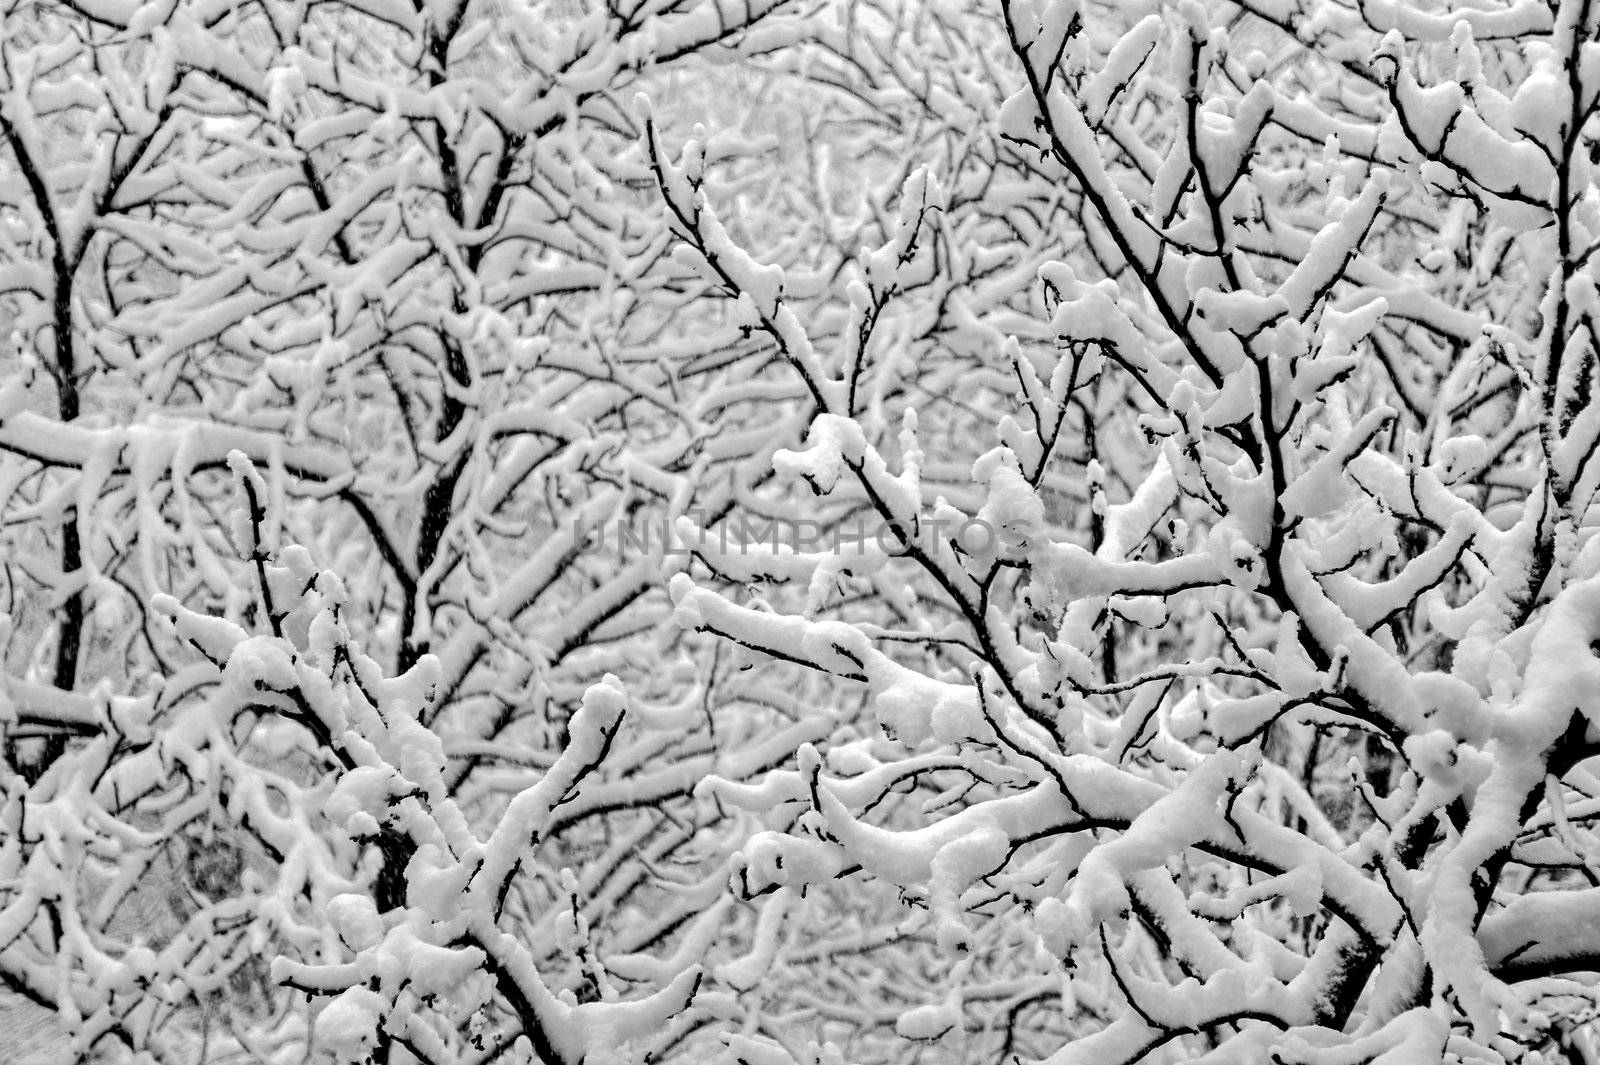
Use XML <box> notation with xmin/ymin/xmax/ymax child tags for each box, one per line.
<box><xmin>3</xmin><ymin>0</ymin><xmax>1600</xmax><ymax>1062</ymax></box>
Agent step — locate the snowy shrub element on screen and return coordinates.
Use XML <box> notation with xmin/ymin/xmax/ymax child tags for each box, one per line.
<box><xmin>658</xmin><ymin>0</ymin><xmax>1600</xmax><ymax>1061</ymax></box>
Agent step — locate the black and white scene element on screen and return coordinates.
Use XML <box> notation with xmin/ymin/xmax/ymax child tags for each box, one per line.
<box><xmin>2</xmin><ymin>0</ymin><xmax>1598</xmax><ymax>1061</ymax></box>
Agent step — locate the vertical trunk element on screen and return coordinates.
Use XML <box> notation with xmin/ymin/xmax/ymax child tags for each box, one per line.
<box><xmin>51</xmin><ymin>269</ymin><xmax>81</xmax><ymax>701</ymax></box>
<box><xmin>22</xmin><ymin>268</ymin><xmax>81</xmax><ymax>782</ymax></box>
